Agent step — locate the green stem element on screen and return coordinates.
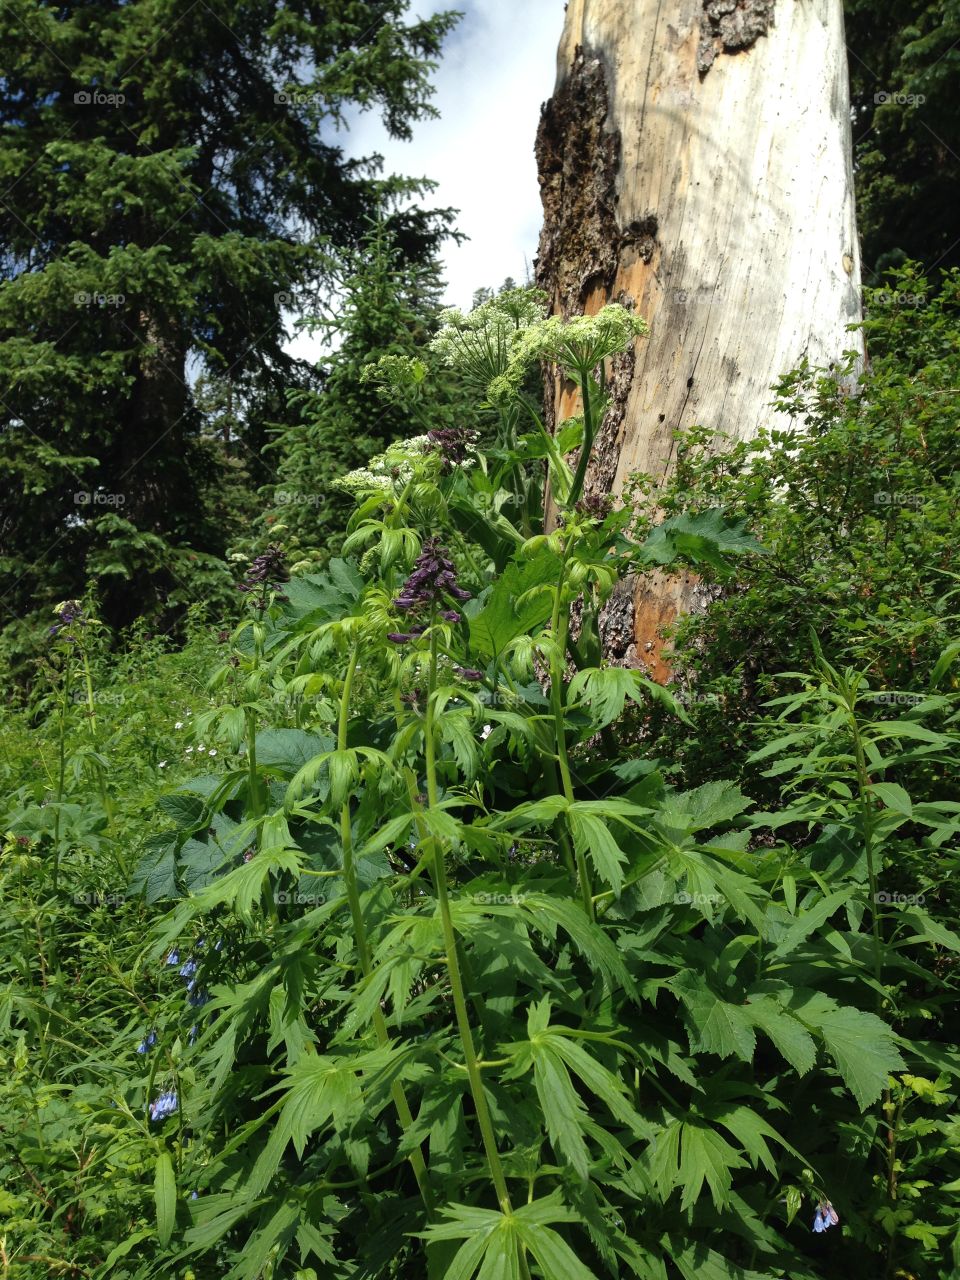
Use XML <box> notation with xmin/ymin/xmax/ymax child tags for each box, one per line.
<box><xmin>850</xmin><ymin>708</ymin><xmax>883</xmax><ymax>1000</ymax></box>
<box><xmin>80</xmin><ymin>649</ymin><xmax>117</xmax><ymax>830</ymax></box>
<box><xmin>338</xmin><ymin>646</ymin><xmax>433</xmax><ymax>1212</ymax></box>
<box><xmin>548</xmin><ymin>546</ymin><xmax>593</xmax><ymax>916</ymax></box>
<box><xmin>424</xmin><ymin>634</ymin><xmax>516</xmax><ymax>1213</ymax></box>
<box><xmin>567</xmin><ymin>365</ymin><xmax>596</xmax><ymax>509</ymax></box>
<box><xmin>53</xmin><ymin>671</ymin><xmax>68</xmax><ymax>896</ymax></box>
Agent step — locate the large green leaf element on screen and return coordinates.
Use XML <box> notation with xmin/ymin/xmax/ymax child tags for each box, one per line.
<box><xmin>154</xmin><ymin>1150</ymin><xmax>176</xmax><ymax>1247</ymax></box>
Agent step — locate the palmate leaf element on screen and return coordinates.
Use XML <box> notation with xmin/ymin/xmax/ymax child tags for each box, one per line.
<box><xmin>786</xmin><ymin>989</ymin><xmax>905</xmax><ymax>1108</ymax></box>
<box><xmin>519</xmin><ymin>894</ymin><xmax>636</xmax><ymax>996</ymax></box>
<box><xmin>255</xmin><ymin>728</ymin><xmax>336</xmax><ymax>776</ymax></box>
<box><xmin>468</xmin><ymin>546</ymin><xmax>561</xmax><ymax>657</ymax></box>
<box><xmin>677</xmin><ymin>1122</ymin><xmax>747</xmax><ymax>1210</ymax></box>
<box><xmin>743</xmin><ymin>996</ymin><xmax>817</xmax><ymax>1075</ymax></box>
<box><xmin>505</xmin><ymin>999</ymin><xmax>650</xmax><ymax>1181</ymax></box>
<box><xmin>638</xmin><ymin>509</ymin><xmax>765</xmax><ymax>571</ymax></box>
<box><xmin>663</xmin><ymin>1237</ymin><xmax>779</xmax><ymax>1280</ymax></box>
<box><xmin>420</xmin><ymin>1195</ymin><xmax>601</xmax><ymax>1280</ymax></box>
<box><xmin>223</xmin><ymin>1201</ymin><xmax>301</xmax><ymax>1280</ymax></box>
<box><xmin>568</xmin><ymin>809</ymin><xmax>627</xmax><ymax>895</ymax></box>
<box><xmin>671</xmin><ymin>972</ymin><xmax>756</xmax><ymax>1062</ymax></box>
<box><xmin>567</xmin><ymin>666</ymin><xmax>689</xmax><ymax>731</ymax></box>
<box><xmin>244</xmin><ymin>1052</ymin><xmax>365</xmax><ymax>1197</ymax></box>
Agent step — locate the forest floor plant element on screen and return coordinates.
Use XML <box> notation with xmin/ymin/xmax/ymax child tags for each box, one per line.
<box><xmin>101</xmin><ymin>289</ymin><xmax>959</xmax><ymax>1280</ymax></box>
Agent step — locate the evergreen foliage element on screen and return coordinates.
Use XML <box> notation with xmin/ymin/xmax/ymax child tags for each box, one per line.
<box><xmin>0</xmin><ymin>0</ymin><xmax>458</xmax><ymax>648</ymax></box>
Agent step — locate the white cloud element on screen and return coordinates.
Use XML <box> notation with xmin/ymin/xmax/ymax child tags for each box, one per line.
<box><xmin>286</xmin><ymin>0</ymin><xmax>564</xmax><ymax>363</ymax></box>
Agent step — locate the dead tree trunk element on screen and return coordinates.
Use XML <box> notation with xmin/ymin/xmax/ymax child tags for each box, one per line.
<box><xmin>535</xmin><ymin>0</ymin><xmax>863</xmax><ymax>680</ymax></box>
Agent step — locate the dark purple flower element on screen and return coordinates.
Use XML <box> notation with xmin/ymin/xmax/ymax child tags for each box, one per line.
<box><xmin>440</xmin><ymin>610</ymin><xmax>461</xmax><ymax>623</ymax></box>
<box><xmin>455</xmin><ymin>667</ymin><xmax>484</xmax><ymax>681</ymax></box>
<box><xmin>387</xmin><ymin>632</ymin><xmax>412</xmax><ymax>645</ymax></box>
<box><xmin>392</xmin><ymin>539</ymin><xmax>471</xmax><ymax>621</ymax></box>
<box><xmin>427</xmin><ymin>426</ymin><xmax>477</xmax><ymax>470</ymax></box>
<box><xmin>238</xmin><ymin>545</ymin><xmax>288</xmax><ymax>603</ymax></box>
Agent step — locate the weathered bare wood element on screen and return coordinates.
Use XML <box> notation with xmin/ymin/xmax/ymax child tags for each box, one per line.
<box><xmin>536</xmin><ymin>0</ymin><xmax>863</xmax><ymax>675</ymax></box>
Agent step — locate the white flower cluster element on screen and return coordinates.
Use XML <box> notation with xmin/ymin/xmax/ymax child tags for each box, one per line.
<box><xmin>333</xmin><ymin>435</ymin><xmax>435</xmax><ymax>496</ymax></box>
<box><xmin>429</xmin><ymin>287</ymin><xmax>549</xmax><ymax>393</ymax></box>
<box><xmin>489</xmin><ymin>304</ymin><xmax>648</xmax><ymax>403</ymax></box>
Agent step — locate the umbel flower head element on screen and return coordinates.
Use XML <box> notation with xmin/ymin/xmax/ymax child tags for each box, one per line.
<box><xmin>488</xmin><ymin>303</ymin><xmax>648</xmax><ymax>404</ymax></box>
<box><xmin>335</xmin><ymin>435</ymin><xmax>434</xmax><ymax>497</ymax></box>
<box><xmin>388</xmin><ymin>539</ymin><xmax>470</xmax><ymax>644</ymax></box>
<box><xmin>429</xmin><ymin>287</ymin><xmax>548</xmax><ymax>393</ymax></box>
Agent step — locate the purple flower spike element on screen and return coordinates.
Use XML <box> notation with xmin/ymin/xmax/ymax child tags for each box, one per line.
<box><xmin>427</xmin><ymin>426</ymin><xmax>477</xmax><ymax>470</ymax></box>
<box><xmin>389</xmin><ymin>540</ymin><xmax>471</xmax><ymax>643</ymax></box>
<box><xmin>387</xmin><ymin>632</ymin><xmax>412</xmax><ymax>645</ymax></box>
<box><xmin>455</xmin><ymin>667</ymin><xmax>484</xmax><ymax>681</ymax></box>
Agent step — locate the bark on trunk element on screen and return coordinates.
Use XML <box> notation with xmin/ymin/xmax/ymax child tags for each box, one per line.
<box><xmin>535</xmin><ymin>0</ymin><xmax>863</xmax><ymax>678</ymax></box>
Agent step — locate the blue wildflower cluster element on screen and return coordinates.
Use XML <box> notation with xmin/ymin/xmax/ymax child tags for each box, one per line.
<box><xmin>136</xmin><ymin>1029</ymin><xmax>157</xmax><ymax>1054</ymax></box>
<box><xmin>813</xmin><ymin>1200</ymin><xmax>839</xmax><ymax>1233</ymax></box>
<box><xmin>149</xmin><ymin>1089</ymin><xmax>178</xmax><ymax>1123</ymax></box>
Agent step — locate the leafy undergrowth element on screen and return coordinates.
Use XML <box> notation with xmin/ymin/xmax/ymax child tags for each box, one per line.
<box><xmin>1</xmin><ymin>284</ymin><xmax>958</xmax><ymax>1280</ymax></box>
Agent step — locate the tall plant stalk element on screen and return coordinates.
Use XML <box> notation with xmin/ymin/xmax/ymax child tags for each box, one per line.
<box><xmin>424</xmin><ymin>627</ymin><xmax>532</xmax><ymax>1278</ymax></box>
<box><xmin>336</xmin><ymin>643</ymin><xmax>434</xmax><ymax>1212</ymax></box>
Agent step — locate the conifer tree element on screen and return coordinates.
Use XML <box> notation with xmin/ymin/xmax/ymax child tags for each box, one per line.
<box><xmin>0</xmin><ymin>0</ymin><xmax>457</xmax><ymax>644</ymax></box>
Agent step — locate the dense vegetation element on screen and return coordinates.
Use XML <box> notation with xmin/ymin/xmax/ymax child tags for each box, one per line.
<box><xmin>1</xmin><ymin>277</ymin><xmax>958</xmax><ymax>1279</ymax></box>
<box><xmin>2</xmin><ymin>3</ymin><xmax>959</xmax><ymax>1278</ymax></box>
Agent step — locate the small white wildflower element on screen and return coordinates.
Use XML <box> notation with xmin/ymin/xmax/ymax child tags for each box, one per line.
<box><xmin>197</xmin><ymin>744</ymin><xmax>205</xmax><ymax>752</ymax></box>
<box><xmin>481</xmin><ymin>724</ymin><xmax>493</xmax><ymax>740</ymax></box>
<box><xmin>208</xmin><ymin>749</ymin><xmax>217</xmax><ymax>757</ymax></box>
<box><xmin>174</xmin><ymin>721</ymin><xmax>184</xmax><ymax>730</ymax></box>
<box><xmin>159</xmin><ymin>761</ymin><xmax>167</xmax><ymax>769</ymax></box>
<box><xmin>185</xmin><ymin>747</ymin><xmax>193</xmax><ymax>754</ymax></box>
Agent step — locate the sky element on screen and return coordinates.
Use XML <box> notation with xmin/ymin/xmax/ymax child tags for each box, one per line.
<box><xmin>285</xmin><ymin>0</ymin><xmax>565</xmax><ymax>363</ymax></box>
